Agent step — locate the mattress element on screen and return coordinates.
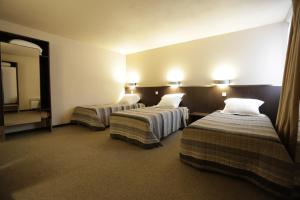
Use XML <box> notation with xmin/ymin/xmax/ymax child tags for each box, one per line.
<box><xmin>71</xmin><ymin>103</ymin><xmax>145</xmax><ymax>130</ymax></box>
<box><xmin>110</xmin><ymin>106</ymin><xmax>189</xmax><ymax>148</ymax></box>
<box><xmin>180</xmin><ymin>111</ymin><xmax>295</xmax><ymax>197</ymax></box>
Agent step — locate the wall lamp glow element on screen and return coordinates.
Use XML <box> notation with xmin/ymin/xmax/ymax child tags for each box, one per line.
<box><xmin>168</xmin><ymin>81</ymin><xmax>182</xmax><ymax>88</ymax></box>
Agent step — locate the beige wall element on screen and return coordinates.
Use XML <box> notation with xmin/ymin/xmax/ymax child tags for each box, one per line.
<box><xmin>126</xmin><ymin>22</ymin><xmax>289</xmax><ymax>86</ymax></box>
<box><xmin>2</xmin><ymin>53</ymin><xmax>40</xmax><ymax>110</ymax></box>
<box><xmin>0</xmin><ymin>20</ymin><xmax>126</xmax><ymax>125</ymax></box>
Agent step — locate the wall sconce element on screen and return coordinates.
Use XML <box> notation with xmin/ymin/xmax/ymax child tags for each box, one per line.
<box><xmin>127</xmin><ymin>82</ymin><xmax>137</xmax><ymax>89</ymax></box>
<box><xmin>213</xmin><ymin>80</ymin><xmax>231</xmax><ymax>97</ymax></box>
<box><xmin>213</xmin><ymin>80</ymin><xmax>231</xmax><ymax>86</ymax></box>
<box><xmin>127</xmin><ymin>82</ymin><xmax>137</xmax><ymax>93</ymax></box>
<box><xmin>168</xmin><ymin>81</ymin><xmax>181</xmax><ymax>88</ymax></box>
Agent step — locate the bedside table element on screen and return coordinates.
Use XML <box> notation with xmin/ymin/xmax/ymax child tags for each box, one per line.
<box><xmin>189</xmin><ymin>112</ymin><xmax>209</xmax><ymax>124</ymax></box>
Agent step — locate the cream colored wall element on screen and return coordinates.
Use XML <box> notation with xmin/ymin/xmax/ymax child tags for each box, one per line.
<box><xmin>2</xmin><ymin>53</ymin><xmax>40</xmax><ymax>110</ymax></box>
<box><xmin>126</xmin><ymin>22</ymin><xmax>289</xmax><ymax>86</ymax></box>
<box><xmin>0</xmin><ymin>20</ymin><xmax>126</xmax><ymax>125</ymax></box>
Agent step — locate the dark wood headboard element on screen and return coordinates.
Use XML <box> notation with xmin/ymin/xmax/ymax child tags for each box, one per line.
<box><xmin>126</xmin><ymin>85</ymin><xmax>281</xmax><ymax>125</ymax></box>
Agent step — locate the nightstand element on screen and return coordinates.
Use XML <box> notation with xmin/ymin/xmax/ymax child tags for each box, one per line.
<box><xmin>189</xmin><ymin>112</ymin><xmax>209</xmax><ymax>124</ymax></box>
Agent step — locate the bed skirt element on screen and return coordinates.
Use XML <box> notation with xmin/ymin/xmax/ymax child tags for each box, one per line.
<box><xmin>70</xmin><ymin>119</ymin><xmax>105</xmax><ymax>131</ymax></box>
<box><xmin>110</xmin><ymin>133</ymin><xmax>162</xmax><ymax>149</ymax></box>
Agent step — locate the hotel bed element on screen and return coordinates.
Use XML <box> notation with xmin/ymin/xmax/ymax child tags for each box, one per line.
<box><xmin>180</xmin><ymin>110</ymin><xmax>294</xmax><ymax>197</ymax></box>
<box><xmin>110</xmin><ymin>106</ymin><xmax>189</xmax><ymax>148</ymax></box>
<box><xmin>71</xmin><ymin>103</ymin><xmax>145</xmax><ymax>130</ymax></box>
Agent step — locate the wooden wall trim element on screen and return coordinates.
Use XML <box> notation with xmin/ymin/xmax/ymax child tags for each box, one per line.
<box><xmin>126</xmin><ymin>85</ymin><xmax>281</xmax><ymax>125</ymax></box>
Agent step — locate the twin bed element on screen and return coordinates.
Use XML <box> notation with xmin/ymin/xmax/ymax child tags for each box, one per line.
<box><xmin>110</xmin><ymin>106</ymin><xmax>188</xmax><ymax>148</ymax></box>
<box><xmin>71</xmin><ymin>103</ymin><xmax>145</xmax><ymax>130</ymax></box>
<box><xmin>71</xmin><ymin>93</ymin><xmax>145</xmax><ymax>129</ymax></box>
<box><xmin>179</xmin><ymin>98</ymin><xmax>299</xmax><ymax>198</ymax></box>
<box><xmin>109</xmin><ymin>93</ymin><xmax>188</xmax><ymax>147</ymax></box>
<box><xmin>180</xmin><ymin>111</ymin><xmax>294</xmax><ymax>197</ymax></box>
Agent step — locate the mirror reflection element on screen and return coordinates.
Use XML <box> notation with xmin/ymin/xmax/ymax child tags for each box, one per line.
<box><xmin>1</xmin><ymin>42</ymin><xmax>41</xmax><ymax>127</ymax></box>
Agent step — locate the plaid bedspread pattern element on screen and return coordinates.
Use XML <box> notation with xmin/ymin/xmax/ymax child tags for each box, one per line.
<box><xmin>180</xmin><ymin>111</ymin><xmax>295</xmax><ymax>196</ymax></box>
<box><xmin>110</xmin><ymin>107</ymin><xmax>189</xmax><ymax>145</ymax></box>
<box><xmin>71</xmin><ymin>103</ymin><xmax>145</xmax><ymax>129</ymax></box>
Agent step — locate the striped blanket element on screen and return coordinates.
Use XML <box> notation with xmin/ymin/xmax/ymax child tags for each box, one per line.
<box><xmin>71</xmin><ymin>103</ymin><xmax>145</xmax><ymax>130</ymax></box>
<box><xmin>295</xmin><ymin>117</ymin><xmax>300</xmax><ymax>196</ymax></box>
<box><xmin>110</xmin><ymin>106</ymin><xmax>189</xmax><ymax>148</ymax></box>
<box><xmin>180</xmin><ymin>111</ymin><xmax>295</xmax><ymax>197</ymax></box>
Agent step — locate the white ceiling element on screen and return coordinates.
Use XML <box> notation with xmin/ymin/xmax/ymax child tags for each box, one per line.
<box><xmin>0</xmin><ymin>0</ymin><xmax>291</xmax><ymax>54</ymax></box>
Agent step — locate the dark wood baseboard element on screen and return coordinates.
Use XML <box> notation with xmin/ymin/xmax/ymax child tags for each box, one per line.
<box><xmin>19</xmin><ymin>109</ymin><xmax>40</xmax><ymax>112</ymax></box>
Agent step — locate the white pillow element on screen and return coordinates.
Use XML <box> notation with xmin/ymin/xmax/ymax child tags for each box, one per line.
<box><xmin>222</xmin><ymin>98</ymin><xmax>264</xmax><ymax>116</ymax></box>
<box><xmin>119</xmin><ymin>94</ymin><xmax>140</xmax><ymax>105</ymax></box>
<box><xmin>10</xmin><ymin>39</ymin><xmax>43</xmax><ymax>55</ymax></box>
<box><xmin>157</xmin><ymin>93</ymin><xmax>184</xmax><ymax>108</ymax></box>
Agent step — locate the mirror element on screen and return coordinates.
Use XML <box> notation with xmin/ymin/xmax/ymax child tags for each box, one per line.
<box><xmin>0</xmin><ymin>42</ymin><xmax>41</xmax><ymax>128</ymax></box>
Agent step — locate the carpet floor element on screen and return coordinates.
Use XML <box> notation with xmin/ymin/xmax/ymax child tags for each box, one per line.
<box><xmin>0</xmin><ymin>125</ymin><xmax>278</xmax><ymax>200</ymax></box>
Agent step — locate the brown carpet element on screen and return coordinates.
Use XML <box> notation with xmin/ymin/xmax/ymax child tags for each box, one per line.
<box><xmin>0</xmin><ymin>125</ymin><xmax>277</xmax><ymax>200</ymax></box>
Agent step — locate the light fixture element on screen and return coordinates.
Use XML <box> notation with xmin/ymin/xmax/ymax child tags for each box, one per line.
<box><xmin>126</xmin><ymin>82</ymin><xmax>137</xmax><ymax>94</ymax></box>
<box><xmin>213</xmin><ymin>79</ymin><xmax>231</xmax><ymax>97</ymax></box>
<box><xmin>168</xmin><ymin>81</ymin><xmax>181</xmax><ymax>88</ymax></box>
<box><xmin>213</xmin><ymin>80</ymin><xmax>231</xmax><ymax>85</ymax></box>
<box><xmin>127</xmin><ymin>82</ymin><xmax>137</xmax><ymax>89</ymax></box>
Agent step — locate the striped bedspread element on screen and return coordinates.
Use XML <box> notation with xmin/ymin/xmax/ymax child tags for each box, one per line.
<box><xmin>295</xmin><ymin>117</ymin><xmax>300</xmax><ymax>196</ymax></box>
<box><xmin>110</xmin><ymin>106</ymin><xmax>189</xmax><ymax>148</ymax></box>
<box><xmin>71</xmin><ymin>103</ymin><xmax>145</xmax><ymax>130</ymax></box>
<box><xmin>180</xmin><ymin>111</ymin><xmax>295</xmax><ymax>197</ymax></box>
